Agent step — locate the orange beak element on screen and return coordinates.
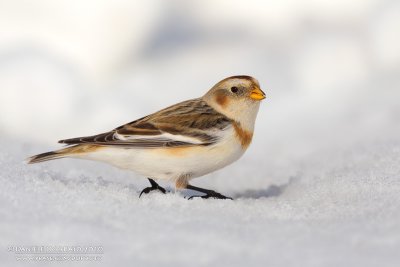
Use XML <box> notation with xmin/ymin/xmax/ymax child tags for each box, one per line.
<box><xmin>250</xmin><ymin>86</ymin><xmax>266</xmax><ymax>101</ymax></box>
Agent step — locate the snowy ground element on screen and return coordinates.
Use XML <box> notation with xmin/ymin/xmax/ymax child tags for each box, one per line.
<box><xmin>1</xmin><ymin>130</ymin><xmax>400</xmax><ymax>266</ymax></box>
<box><xmin>1</xmin><ymin>1</ymin><xmax>400</xmax><ymax>266</ymax></box>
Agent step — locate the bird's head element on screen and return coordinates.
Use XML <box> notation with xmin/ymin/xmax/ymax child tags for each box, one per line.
<box><xmin>203</xmin><ymin>75</ymin><xmax>265</xmax><ymax>130</ymax></box>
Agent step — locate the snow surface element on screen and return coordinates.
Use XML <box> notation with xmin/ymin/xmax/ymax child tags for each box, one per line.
<box><xmin>1</xmin><ymin>130</ymin><xmax>400</xmax><ymax>266</ymax></box>
<box><xmin>1</xmin><ymin>1</ymin><xmax>400</xmax><ymax>266</ymax></box>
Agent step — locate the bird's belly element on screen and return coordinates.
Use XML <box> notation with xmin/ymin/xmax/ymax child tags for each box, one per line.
<box><xmin>80</xmin><ymin>134</ymin><xmax>245</xmax><ymax>180</ymax></box>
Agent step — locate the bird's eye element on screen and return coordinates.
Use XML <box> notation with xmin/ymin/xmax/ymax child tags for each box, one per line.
<box><xmin>230</xmin><ymin>86</ymin><xmax>238</xmax><ymax>93</ymax></box>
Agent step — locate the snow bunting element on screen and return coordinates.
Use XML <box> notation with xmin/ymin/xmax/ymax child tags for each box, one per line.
<box><xmin>28</xmin><ymin>75</ymin><xmax>266</xmax><ymax>199</ymax></box>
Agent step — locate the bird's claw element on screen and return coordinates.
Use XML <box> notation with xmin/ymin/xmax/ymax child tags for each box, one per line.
<box><xmin>188</xmin><ymin>191</ymin><xmax>233</xmax><ymax>200</ymax></box>
<box><xmin>139</xmin><ymin>185</ymin><xmax>167</xmax><ymax>198</ymax></box>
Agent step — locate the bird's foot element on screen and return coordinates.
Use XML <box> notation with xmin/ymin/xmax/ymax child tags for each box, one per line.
<box><xmin>139</xmin><ymin>186</ymin><xmax>166</xmax><ymax>197</ymax></box>
<box><xmin>188</xmin><ymin>191</ymin><xmax>233</xmax><ymax>200</ymax></box>
<box><xmin>139</xmin><ymin>179</ymin><xmax>167</xmax><ymax>198</ymax></box>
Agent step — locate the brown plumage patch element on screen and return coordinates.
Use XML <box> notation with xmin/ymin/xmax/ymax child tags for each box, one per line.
<box><xmin>215</xmin><ymin>93</ymin><xmax>229</xmax><ymax>108</ymax></box>
<box><xmin>118</xmin><ymin>123</ymin><xmax>161</xmax><ymax>136</ymax></box>
<box><xmin>233</xmin><ymin>122</ymin><xmax>253</xmax><ymax>149</ymax></box>
<box><xmin>218</xmin><ymin>75</ymin><xmax>255</xmax><ymax>84</ymax></box>
<box><xmin>175</xmin><ymin>174</ymin><xmax>191</xmax><ymax>189</ymax></box>
<box><xmin>27</xmin><ymin>144</ymin><xmax>101</xmax><ymax>164</ymax></box>
<box><xmin>155</xmin><ymin>146</ymin><xmax>200</xmax><ymax>157</ymax></box>
<box><xmin>164</xmin><ymin>147</ymin><xmax>190</xmax><ymax>157</ymax></box>
<box><xmin>64</xmin><ymin>144</ymin><xmax>101</xmax><ymax>154</ymax></box>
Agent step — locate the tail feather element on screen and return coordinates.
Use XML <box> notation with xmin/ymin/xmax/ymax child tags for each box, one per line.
<box><xmin>27</xmin><ymin>150</ymin><xmax>66</xmax><ymax>164</ymax></box>
<box><xmin>26</xmin><ymin>144</ymin><xmax>99</xmax><ymax>164</ymax></box>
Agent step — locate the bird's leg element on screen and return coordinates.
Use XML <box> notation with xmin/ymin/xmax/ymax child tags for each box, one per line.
<box><xmin>186</xmin><ymin>184</ymin><xmax>233</xmax><ymax>200</ymax></box>
<box><xmin>139</xmin><ymin>178</ymin><xmax>166</xmax><ymax>198</ymax></box>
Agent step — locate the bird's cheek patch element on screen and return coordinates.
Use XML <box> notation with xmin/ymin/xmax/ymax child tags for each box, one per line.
<box><xmin>216</xmin><ymin>94</ymin><xmax>229</xmax><ymax>108</ymax></box>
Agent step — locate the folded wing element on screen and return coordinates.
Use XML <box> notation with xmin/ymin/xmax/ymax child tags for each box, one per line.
<box><xmin>59</xmin><ymin>99</ymin><xmax>232</xmax><ymax>148</ymax></box>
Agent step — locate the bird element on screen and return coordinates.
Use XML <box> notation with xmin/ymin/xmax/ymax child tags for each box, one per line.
<box><xmin>27</xmin><ymin>75</ymin><xmax>266</xmax><ymax>199</ymax></box>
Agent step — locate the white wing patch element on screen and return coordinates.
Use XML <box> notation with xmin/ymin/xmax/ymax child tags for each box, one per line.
<box><xmin>115</xmin><ymin>131</ymin><xmax>205</xmax><ymax>145</ymax></box>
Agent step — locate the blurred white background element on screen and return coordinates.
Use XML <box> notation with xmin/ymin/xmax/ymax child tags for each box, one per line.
<box><xmin>1</xmin><ymin>1</ymin><xmax>400</xmax><ymax>266</ymax></box>
<box><xmin>1</xmin><ymin>0</ymin><xmax>399</xmax><ymax>147</ymax></box>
